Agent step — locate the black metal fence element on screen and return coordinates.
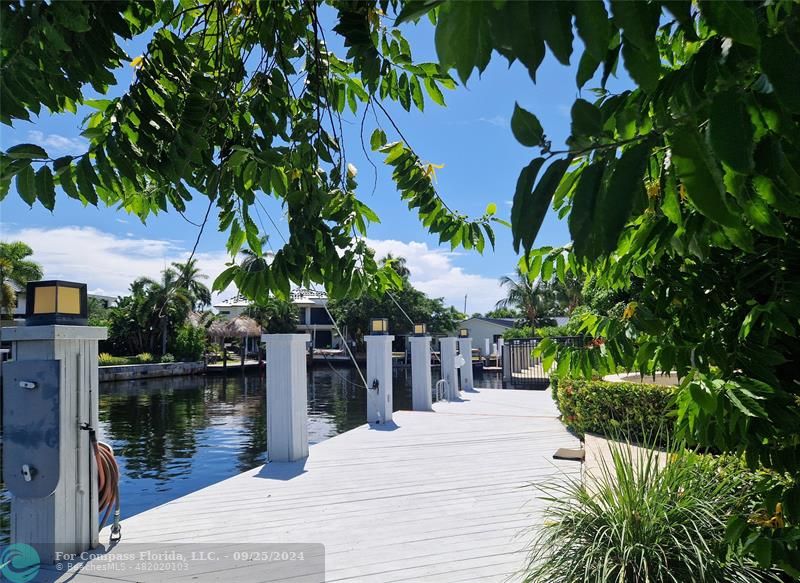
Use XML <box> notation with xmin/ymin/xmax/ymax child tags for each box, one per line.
<box><xmin>502</xmin><ymin>336</ymin><xmax>587</xmax><ymax>389</ymax></box>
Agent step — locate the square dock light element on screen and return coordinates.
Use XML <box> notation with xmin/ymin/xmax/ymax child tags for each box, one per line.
<box><xmin>370</xmin><ymin>317</ymin><xmax>389</xmax><ymax>335</ymax></box>
<box><xmin>413</xmin><ymin>323</ymin><xmax>427</xmax><ymax>336</ymax></box>
<box><xmin>25</xmin><ymin>280</ymin><xmax>88</xmax><ymax>326</ymax></box>
<box><xmin>459</xmin><ymin>328</ymin><xmax>469</xmax><ymax>338</ymax></box>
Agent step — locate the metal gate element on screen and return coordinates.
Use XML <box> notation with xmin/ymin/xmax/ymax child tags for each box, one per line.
<box><xmin>502</xmin><ymin>337</ymin><xmax>586</xmax><ymax>389</ymax></box>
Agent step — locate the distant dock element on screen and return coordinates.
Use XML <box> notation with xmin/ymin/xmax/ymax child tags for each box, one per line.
<box><xmin>42</xmin><ymin>388</ymin><xmax>579</xmax><ymax>582</ymax></box>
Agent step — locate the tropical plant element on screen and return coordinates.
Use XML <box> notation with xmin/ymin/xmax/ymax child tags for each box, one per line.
<box><xmin>244</xmin><ymin>297</ymin><xmax>297</xmax><ymax>334</ymax></box>
<box><xmin>399</xmin><ymin>1</ymin><xmax>800</xmax><ymax>570</ymax></box>
<box><xmin>554</xmin><ymin>378</ymin><xmax>676</xmax><ymax>444</ymax></box>
<box><xmin>136</xmin><ymin>269</ymin><xmax>194</xmax><ymax>356</ymax></box>
<box><xmin>159</xmin><ymin>353</ymin><xmax>175</xmax><ymax>363</ymax></box>
<box><xmin>496</xmin><ymin>267</ymin><xmax>559</xmax><ymax>327</ymax></box>
<box><xmin>171</xmin><ymin>258</ymin><xmax>212</xmax><ymax>309</ymax></box>
<box><xmin>0</xmin><ymin>241</ymin><xmax>43</xmax><ymax>316</ymax></box>
<box><xmin>380</xmin><ymin>253</ymin><xmax>411</xmax><ymax>279</ymax></box>
<box><xmin>134</xmin><ymin>352</ymin><xmax>154</xmax><ymax>364</ymax></box>
<box><xmin>1</xmin><ymin>0</ymin><xmax>501</xmax><ymax>304</ymax></box>
<box><xmin>484</xmin><ymin>306</ymin><xmax>519</xmax><ymax>320</ymax></box>
<box><xmin>525</xmin><ymin>444</ymin><xmax>783</xmax><ymax>583</ymax></box>
<box><xmin>169</xmin><ymin>323</ymin><xmax>207</xmax><ymax>362</ymax></box>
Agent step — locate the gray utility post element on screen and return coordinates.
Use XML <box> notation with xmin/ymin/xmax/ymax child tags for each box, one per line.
<box><xmin>409</xmin><ymin>335</ymin><xmax>432</xmax><ymax>411</ymax></box>
<box><xmin>262</xmin><ymin>334</ymin><xmax>311</xmax><ymax>462</ymax></box>
<box><xmin>365</xmin><ymin>334</ymin><xmax>393</xmax><ymax>423</ymax></box>
<box><xmin>2</xmin><ymin>325</ymin><xmax>107</xmax><ymax>563</ymax></box>
<box><xmin>439</xmin><ymin>337</ymin><xmax>459</xmax><ymax>400</ymax></box>
<box><xmin>458</xmin><ymin>336</ymin><xmax>474</xmax><ymax>391</ymax></box>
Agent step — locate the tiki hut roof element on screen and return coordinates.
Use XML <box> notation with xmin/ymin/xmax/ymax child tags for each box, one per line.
<box><xmin>222</xmin><ymin>315</ymin><xmax>262</xmax><ymax>338</ymax></box>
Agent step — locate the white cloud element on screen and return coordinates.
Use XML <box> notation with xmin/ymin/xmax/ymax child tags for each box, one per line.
<box><xmin>365</xmin><ymin>238</ymin><xmax>503</xmax><ymax>313</ymax></box>
<box><xmin>0</xmin><ymin>226</ymin><xmax>232</xmax><ymax>301</ymax></box>
<box><xmin>0</xmin><ymin>226</ymin><xmax>504</xmax><ymax>313</ymax></box>
<box><xmin>27</xmin><ymin>130</ymin><xmax>87</xmax><ymax>154</ymax></box>
<box><xmin>477</xmin><ymin>115</ymin><xmax>508</xmax><ymax>127</ymax></box>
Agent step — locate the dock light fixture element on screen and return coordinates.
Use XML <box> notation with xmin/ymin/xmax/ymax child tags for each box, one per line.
<box><xmin>25</xmin><ymin>280</ymin><xmax>88</xmax><ymax>326</ymax></box>
<box><xmin>459</xmin><ymin>328</ymin><xmax>469</xmax><ymax>338</ymax></box>
<box><xmin>370</xmin><ymin>317</ymin><xmax>389</xmax><ymax>335</ymax></box>
<box><xmin>413</xmin><ymin>323</ymin><xmax>427</xmax><ymax>336</ymax></box>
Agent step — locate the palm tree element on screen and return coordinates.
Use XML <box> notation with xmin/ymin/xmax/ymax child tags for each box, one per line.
<box><xmin>495</xmin><ymin>267</ymin><xmax>557</xmax><ymax>327</ymax></box>
<box><xmin>245</xmin><ymin>297</ymin><xmax>297</xmax><ymax>333</ymax></box>
<box><xmin>0</xmin><ymin>241</ymin><xmax>43</xmax><ymax>317</ymax></box>
<box><xmin>380</xmin><ymin>253</ymin><xmax>411</xmax><ymax>279</ymax></box>
<box><xmin>237</xmin><ymin>236</ymin><xmax>273</xmax><ymax>276</ymax></box>
<box><xmin>137</xmin><ymin>269</ymin><xmax>193</xmax><ymax>356</ymax></box>
<box><xmin>172</xmin><ymin>258</ymin><xmax>212</xmax><ymax>309</ymax></box>
<box><xmin>549</xmin><ymin>275</ymin><xmax>583</xmax><ymax>314</ymax></box>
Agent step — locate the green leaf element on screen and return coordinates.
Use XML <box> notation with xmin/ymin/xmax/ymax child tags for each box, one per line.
<box><xmin>15</xmin><ymin>164</ymin><xmax>35</xmax><ymax>206</ymax></box>
<box><xmin>689</xmin><ymin>381</ymin><xmax>717</xmax><ymax>413</ymax></box>
<box><xmin>571</xmin><ymin>99</ymin><xmax>602</xmax><ymax>137</ymax></box>
<box><xmin>698</xmin><ymin>0</ymin><xmax>760</xmax><ymax>48</ymax></box>
<box><xmin>6</xmin><ymin>143</ymin><xmax>48</xmax><ymax>159</ymax></box>
<box><xmin>35</xmin><ymin>166</ymin><xmax>55</xmax><ymax>211</ymax></box>
<box><xmin>424</xmin><ymin>78</ymin><xmax>445</xmax><ymax>106</ymax></box>
<box><xmin>410</xmin><ymin>76</ymin><xmax>425</xmax><ymax>111</ymax></box>
<box><xmin>710</xmin><ymin>90</ymin><xmax>754</xmax><ymax>174</ymax></box>
<box><xmin>489</xmin><ymin>1</ymin><xmax>545</xmax><ymax>81</ymax></box>
<box><xmin>511</xmin><ymin>103</ymin><xmax>545</xmax><ymax>148</ymax></box>
<box><xmin>739</xmin><ymin>187</ymin><xmax>785</xmax><ymax>238</ymax></box>
<box><xmin>370</xmin><ymin>129</ymin><xmax>387</xmax><ymax>151</ymax></box>
<box><xmin>670</xmin><ymin>126</ymin><xmax>738</xmax><ymax>227</ymax></box>
<box><xmin>515</xmin><ymin>158</ymin><xmax>571</xmax><ymax>254</ymax></box>
<box><xmin>574</xmin><ymin>0</ymin><xmax>612</xmax><ymax>62</ymax></box>
<box><xmin>395</xmin><ymin>0</ymin><xmax>444</xmax><ymax>24</ymax></box>
<box><xmin>485</xmin><ymin>202</ymin><xmax>497</xmax><ymax>215</ymax></box>
<box><xmin>511</xmin><ymin>158</ymin><xmax>546</xmax><ymax>252</ymax></box>
<box><xmin>535</xmin><ymin>1</ymin><xmax>573</xmax><ymax>65</ymax></box>
<box><xmin>761</xmin><ymin>28</ymin><xmax>800</xmax><ymax>113</ymax></box>
<box><xmin>54</xmin><ymin>158</ymin><xmax>79</xmax><ymax>200</ymax></box>
<box><xmin>75</xmin><ymin>156</ymin><xmax>98</xmax><ymax>205</ymax></box>
<box><xmin>213</xmin><ymin>265</ymin><xmax>238</xmax><ymax>292</ymax></box>
<box><xmin>611</xmin><ymin>0</ymin><xmax>660</xmax><ymax>50</ymax></box>
<box><xmin>435</xmin><ymin>1</ymin><xmax>492</xmax><ymax>83</ymax></box>
<box><xmin>621</xmin><ymin>36</ymin><xmax>660</xmax><ymax>92</ymax></box>
<box><xmin>569</xmin><ymin>161</ymin><xmax>605</xmax><ymax>256</ymax></box>
<box><xmin>576</xmin><ymin>50</ymin><xmax>600</xmax><ymax>89</ymax></box>
<box><xmin>596</xmin><ymin>142</ymin><xmax>650</xmax><ymax>252</ymax></box>
<box><xmin>662</xmin><ymin>1</ymin><xmax>697</xmax><ymax>40</ymax></box>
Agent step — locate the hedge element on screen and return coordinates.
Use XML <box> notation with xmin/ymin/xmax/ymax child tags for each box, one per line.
<box><xmin>554</xmin><ymin>378</ymin><xmax>677</xmax><ymax>444</ymax></box>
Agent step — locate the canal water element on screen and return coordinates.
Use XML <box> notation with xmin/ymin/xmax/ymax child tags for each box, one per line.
<box><xmin>0</xmin><ymin>366</ymin><xmax>503</xmax><ymax>543</ymax></box>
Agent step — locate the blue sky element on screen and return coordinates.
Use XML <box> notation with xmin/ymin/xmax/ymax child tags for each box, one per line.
<box><xmin>0</xmin><ymin>12</ymin><xmax>629</xmax><ymax>313</ymax></box>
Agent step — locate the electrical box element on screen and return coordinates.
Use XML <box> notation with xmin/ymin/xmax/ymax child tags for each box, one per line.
<box><xmin>3</xmin><ymin>360</ymin><xmax>61</xmax><ymax>498</ymax></box>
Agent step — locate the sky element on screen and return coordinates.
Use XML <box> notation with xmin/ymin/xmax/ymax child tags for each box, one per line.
<box><xmin>0</xmin><ymin>10</ymin><xmax>629</xmax><ymax>314</ymax></box>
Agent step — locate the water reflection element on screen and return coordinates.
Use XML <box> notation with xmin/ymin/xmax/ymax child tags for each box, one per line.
<box><xmin>0</xmin><ymin>366</ymin><xmax>503</xmax><ymax>542</ymax></box>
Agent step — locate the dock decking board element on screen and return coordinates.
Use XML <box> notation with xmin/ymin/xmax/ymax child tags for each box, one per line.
<box><xmin>40</xmin><ymin>387</ymin><xmax>579</xmax><ymax>582</ymax></box>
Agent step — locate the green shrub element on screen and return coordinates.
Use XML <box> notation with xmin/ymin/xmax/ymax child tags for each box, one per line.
<box><xmin>134</xmin><ymin>352</ymin><xmax>154</xmax><ymax>364</ymax></box>
<box><xmin>555</xmin><ymin>378</ymin><xmax>675</xmax><ymax>443</ymax></box>
<box><xmin>98</xmin><ymin>353</ymin><xmax>129</xmax><ymax>366</ymax></box>
<box><xmin>160</xmin><ymin>353</ymin><xmax>175</xmax><ymax>363</ymax></box>
<box><xmin>170</xmin><ymin>324</ymin><xmax>206</xmax><ymax>361</ymax></box>
<box><xmin>524</xmin><ymin>444</ymin><xmax>782</xmax><ymax>583</ymax></box>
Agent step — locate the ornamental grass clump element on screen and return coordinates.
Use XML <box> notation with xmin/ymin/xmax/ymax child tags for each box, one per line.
<box><xmin>523</xmin><ymin>443</ymin><xmax>782</xmax><ymax>583</ymax></box>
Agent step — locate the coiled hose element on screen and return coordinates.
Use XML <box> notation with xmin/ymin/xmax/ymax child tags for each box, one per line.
<box><xmin>91</xmin><ymin>431</ymin><xmax>122</xmax><ymax>541</ymax></box>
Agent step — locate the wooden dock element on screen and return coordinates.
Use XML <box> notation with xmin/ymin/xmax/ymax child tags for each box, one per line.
<box><xmin>40</xmin><ymin>387</ymin><xmax>579</xmax><ymax>582</ymax></box>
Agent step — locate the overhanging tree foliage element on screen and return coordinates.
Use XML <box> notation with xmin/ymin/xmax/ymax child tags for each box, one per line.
<box><xmin>0</xmin><ymin>0</ymin><xmax>502</xmax><ymax>302</ymax></box>
<box><xmin>396</xmin><ymin>0</ymin><xmax>800</xmax><ymax>573</ymax></box>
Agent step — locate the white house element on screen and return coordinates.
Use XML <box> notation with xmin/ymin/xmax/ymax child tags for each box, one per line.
<box><xmin>456</xmin><ymin>317</ymin><xmax>516</xmax><ymax>356</ymax></box>
<box><xmin>213</xmin><ymin>288</ymin><xmax>343</xmax><ymax>350</ymax></box>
